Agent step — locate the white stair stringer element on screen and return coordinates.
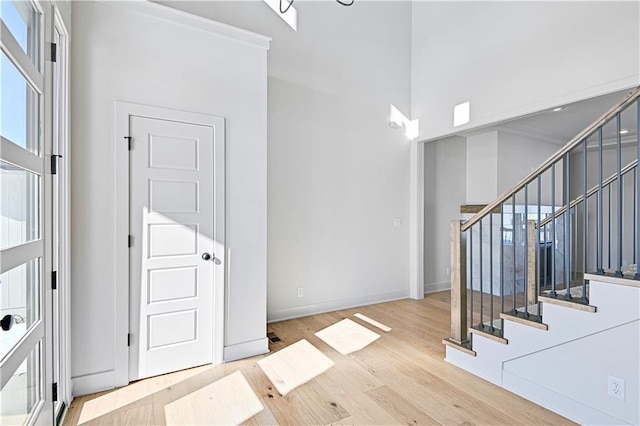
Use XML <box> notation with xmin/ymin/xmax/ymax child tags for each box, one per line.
<box><xmin>445</xmin><ymin>276</ymin><xmax>640</xmax><ymax>425</ymax></box>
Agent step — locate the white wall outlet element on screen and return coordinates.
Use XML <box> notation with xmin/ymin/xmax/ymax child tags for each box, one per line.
<box><xmin>394</xmin><ymin>217</ymin><xmax>402</xmax><ymax>228</ymax></box>
<box><xmin>297</xmin><ymin>287</ymin><xmax>304</xmax><ymax>298</ymax></box>
<box><xmin>446</xmin><ymin>267</ymin><xmax>451</xmax><ymax>276</ymax></box>
<box><xmin>608</xmin><ymin>376</ymin><xmax>625</xmax><ymax>400</ymax></box>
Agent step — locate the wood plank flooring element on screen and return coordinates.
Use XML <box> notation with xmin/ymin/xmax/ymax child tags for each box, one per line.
<box><xmin>63</xmin><ymin>291</ymin><xmax>573</xmax><ymax>425</ymax></box>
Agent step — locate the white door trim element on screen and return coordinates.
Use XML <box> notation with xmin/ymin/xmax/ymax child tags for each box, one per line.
<box><xmin>115</xmin><ymin>102</ymin><xmax>226</xmax><ymax>387</ymax></box>
<box><xmin>409</xmin><ymin>140</ymin><xmax>425</xmax><ymax>300</ymax></box>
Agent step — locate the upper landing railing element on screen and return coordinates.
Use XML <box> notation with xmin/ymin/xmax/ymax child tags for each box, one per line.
<box><xmin>446</xmin><ymin>86</ymin><xmax>640</xmax><ymax>348</ymax></box>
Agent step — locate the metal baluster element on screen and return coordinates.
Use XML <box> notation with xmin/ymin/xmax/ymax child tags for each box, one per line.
<box><xmin>500</xmin><ymin>203</ymin><xmax>505</xmax><ymax>316</ymax></box>
<box><xmin>616</xmin><ymin>113</ymin><xmax>623</xmax><ymax>277</ymax></box>
<box><xmin>512</xmin><ymin>195</ymin><xmax>517</xmax><ymax>314</ymax></box>
<box><xmin>524</xmin><ymin>185</ymin><xmax>529</xmax><ymax>316</ymax></box>
<box><xmin>543</xmin><ymin>222</ymin><xmax>548</xmax><ymax>289</ymax></box>
<box><xmin>634</xmin><ymin>168</ymin><xmax>638</xmax><ymax>277</ymax></box>
<box><xmin>470</xmin><ymin>227</ymin><xmax>474</xmax><ymax>329</ymax></box>
<box><xmin>569</xmin><ymin>204</ymin><xmax>578</xmax><ymax>282</ymax></box>
<box><xmin>636</xmin><ymin>98</ymin><xmax>640</xmax><ymax>280</ymax></box>
<box><xmin>582</xmin><ymin>139</ymin><xmax>589</xmax><ymax>303</ymax></box>
<box><xmin>608</xmin><ymin>184</ymin><xmax>612</xmax><ymax>270</ymax></box>
<box><xmin>479</xmin><ymin>218</ymin><xmax>484</xmax><ymax>328</ymax></box>
<box><xmin>597</xmin><ymin>127</ymin><xmax>604</xmax><ymax>274</ymax></box>
<box><xmin>537</xmin><ymin>174</ymin><xmax>541</xmax><ymax>299</ymax></box>
<box><xmin>489</xmin><ymin>213</ymin><xmax>494</xmax><ymax>331</ymax></box>
<box><xmin>551</xmin><ymin>163</ymin><xmax>557</xmax><ymax>297</ymax></box>
<box><xmin>565</xmin><ymin>151</ymin><xmax>572</xmax><ymax>300</ymax></box>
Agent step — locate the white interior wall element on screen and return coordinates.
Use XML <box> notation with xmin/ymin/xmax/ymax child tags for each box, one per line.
<box><xmin>156</xmin><ymin>1</ymin><xmax>413</xmax><ymax>321</ymax></box>
<box><xmin>466</xmin><ymin>131</ymin><xmax>498</xmax><ymax>204</ymax></box>
<box><xmin>70</xmin><ymin>1</ymin><xmax>268</xmax><ymax>393</ymax></box>
<box><xmin>423</xmin><ymin>137</ymin><xmax>466</xmax><ymax>293</ymax></box>
<box><xmin>411</xmin><ymin>1</ymin><xmax>640</xmax><ymax>141</ymax></box>
<box><xmin>496</xmin><ymin>132</ymin><xmax>561</xmax><ymax>198</ymax></box>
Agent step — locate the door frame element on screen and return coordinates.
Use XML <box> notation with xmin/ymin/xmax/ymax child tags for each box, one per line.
<box><xmin>52</xmin><ymin>5</ymin><xmax>71</xmax><ymax>417</ymax></box>
<box><xmin>114</xmin><ymin>102</ymin><xmax>226</xmax><ymax>387</ymax></box>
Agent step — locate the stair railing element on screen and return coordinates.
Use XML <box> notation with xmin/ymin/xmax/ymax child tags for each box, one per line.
<box><xmin>447</xmin><ymin>86</ymin><xmax>640</xmax><ymax>349</ymax></box>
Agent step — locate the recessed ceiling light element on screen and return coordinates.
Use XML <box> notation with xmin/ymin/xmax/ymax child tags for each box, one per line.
<box><xmin>552</xmin><ymin>107</ymin><xmax>564</xmax><ymax>112</ymax></box>
<box><xmin>620</xmin><ymin>129</ymin><xmax>629</xmax><ymax>135</ymax></box>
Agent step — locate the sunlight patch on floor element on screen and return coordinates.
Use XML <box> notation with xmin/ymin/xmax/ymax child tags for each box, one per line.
<box><xmin>257</xmin><ymin>339</ymin><xmax>334</xmax><ymax>396</ymax></box>
<box><xmin>164</xmin><ymin>371</ymin><xmax>263</xmax><ymax>425</ymax></box>
<box><xmin>315</xmin><ymin>318</ymin><xmax>380</xmax><ymax>355</ymax></box>
<box><xmin>354</xmin><ymin>313</ymin><xmax>392</xmax><ymax>332</ymax></box>
<box><xmin>77</xmin><ymin>365</ymin><xmax>207</xmax><ymax>424</ymax></box>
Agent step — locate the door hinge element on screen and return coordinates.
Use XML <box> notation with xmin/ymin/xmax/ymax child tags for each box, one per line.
<box><xmin>51</xmin><ymin>154</ymin><xmax>62</xmax><ymax>175</ymax></box>
<box><xmin>128</xmin><ymin>333</ymin><xmax>131</xmax><ymax>347</ymax></box>
<box><xmin>128</xmin><ymin>235</ymin><xmax>133</xmax><ymax>248</ymax></box>
<box><xmin>125</xmin><ymin>136</ymin><xmax>132</xmax><ymax>150</ymax></box>
<box><xmin>52</xmin><ymin>271</ymin><xmax>57</xmax><ymax>290</ymax></box>
<box><xmin>50</xmin><ymin>43</ymin><xmax>57</xmax><ymax>63</ymax></box>
<box><xmin>52</xmin><ymin>382</ymin><xmax>58</xmax><ymax>402</ymax></box>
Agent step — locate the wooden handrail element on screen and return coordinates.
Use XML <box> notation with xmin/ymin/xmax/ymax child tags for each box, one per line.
<box><xmin>461</xmin><ymin>86</ymin><xmax>640</xmax><ymax>232</ymax></box>
<box><xmin>537</xmin><ymin>159</ymin><xmax>638</xmax><ymax>229</ymax></box>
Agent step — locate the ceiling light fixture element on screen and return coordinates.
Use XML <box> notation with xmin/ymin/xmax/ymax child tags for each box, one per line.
<box><xmin>552</xmin><ymin>107</ymin><xmax>564</xmax><ymax>112</ymax></box>
<box><xmin>620</xmin><ymin>129</ymin><xmax>629</xmax><ymax>135</ymax></box>
<box><xmin>280</xmin><ymin>0</ymin><xmax>353</xmax><ymax>13</ymax></box>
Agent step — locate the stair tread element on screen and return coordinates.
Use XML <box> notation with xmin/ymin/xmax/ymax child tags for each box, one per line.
<box><xmin>539</xmin><ymin>295</ymin><xmax>596</xmax><ymax>312</ymax></box>
<box><xmin>500</xmin><ymin>311</ymin><xmax>548</xmax><ymax>331</ymax></box>
<box><xmin>470</xmin><ymin>326</ymin><xmax>508</xmax><ymax>344</ymax></box>
<box><xmin>442</xmin><ymin>337</ymin><xmax>477</xmax><ymax>357</ymax></box>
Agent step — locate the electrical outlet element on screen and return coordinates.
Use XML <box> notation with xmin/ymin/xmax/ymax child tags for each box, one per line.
<box><xmin>394</xmin><ymin>217</ymin><xmax>402</xmax><ymax>228</ymax></box>
<box><xmin>446</xmin><ymin>267</ymin><xmax>451</xmax><ymax>276</ymax></box>
<box><xmin>608</xmin><ymin>376</ymin><xmax>625</xmax><ymax>400</ymax></box>
<box><xmin>297</xmin><ymin>287</ymin><xmax>304</xmax><ymax>298</ymax></box>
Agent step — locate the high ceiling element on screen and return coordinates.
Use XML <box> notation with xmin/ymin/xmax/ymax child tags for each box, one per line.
<box><xmin>473</xmin><ymin>88</ymin><xmax>638</xmax><ymax>144</ymax></box>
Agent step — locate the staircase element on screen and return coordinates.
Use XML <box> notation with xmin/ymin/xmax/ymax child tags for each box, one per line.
<box><xmin>443</xmin><ymin>86</ymin><xmax>640</xmax><ymax>425</ymax></box>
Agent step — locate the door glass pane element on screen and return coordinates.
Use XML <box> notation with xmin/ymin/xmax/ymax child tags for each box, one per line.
<box><xmin>1</xmin><ymin>52</ymin><xmax>40</xmax><ymax>154</ymax></box>
<box><xmin>0</xmin><ymin>161</ymin><xmax>40</xmax><ymax>250</ymax></box>
<box><xmin>0</xmin><ymin>258</ymin><xmax>40</xmax><ymax>361</ymax></box>
<box><xmin>0</xmin><ymin>342</ymin><xmax>42</xmax><ymax>425</ymax></box>
<box><xmin>0</xmin><ymin>1</ymin><xmax>40</xmax><ymax>69</ymax></box>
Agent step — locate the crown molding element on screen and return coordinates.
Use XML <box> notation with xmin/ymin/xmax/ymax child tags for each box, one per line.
<box><xmin>105</xmin><ymin>0</ymin><xmax>271</xmax><ymax>50</ymax></box>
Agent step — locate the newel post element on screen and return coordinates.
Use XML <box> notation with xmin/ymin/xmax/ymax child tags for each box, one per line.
<box><xmin>449</xmin><ymin>220</ymin><xmax>468</xmax><ymax>344</ymax></box>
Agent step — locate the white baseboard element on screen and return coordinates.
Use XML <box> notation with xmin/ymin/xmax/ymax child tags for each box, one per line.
<box><xmin>224</xmin><ymin>337</ymin><xmax>269</xmax><ymax>362</ymax></box>
<box><xmin>424</xmin><ymin>281</ymin><xmax>450</xmax><ymax>294</ymax></box>
<box><xmin>71</xmin><ymin>370</ymin><xmax>116</xmax><ymax>397</ymax></box>
<box><xmin>267</xmin><ymin>289</ymin><xmax>409</xmax><ymax>323</ymax></box>
<box><xmin>503</xmin><ymin>371</ymin><xmax>627</xmax><ymax>425</ymax></box>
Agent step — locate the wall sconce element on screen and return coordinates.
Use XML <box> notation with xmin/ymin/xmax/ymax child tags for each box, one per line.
<box><xmin>390</xmin><ymin>105</ymin><xmax>419</xmax><ymax>140</ymax></box>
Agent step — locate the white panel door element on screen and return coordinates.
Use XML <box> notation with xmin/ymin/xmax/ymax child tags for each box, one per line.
<box><xmin>129</xmin><ymin>116</ymin><xmax>215</xmax><ymax>381</ymax></box>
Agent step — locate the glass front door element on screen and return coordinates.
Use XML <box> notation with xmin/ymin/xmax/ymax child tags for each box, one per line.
<box><xmin>1</xmin><ymin>1</ymin><xmax>54</xmax><ymax>424</ymax></box>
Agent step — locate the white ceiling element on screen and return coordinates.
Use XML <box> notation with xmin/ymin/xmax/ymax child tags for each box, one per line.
<box><xmin>472</xmin><ymin>88</ymin><xmax>638</xmax><ymax>144</ymax></box>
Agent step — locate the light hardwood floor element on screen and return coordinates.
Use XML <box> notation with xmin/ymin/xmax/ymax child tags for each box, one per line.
<box><xmin>63</xmin><ymin>292</ymin><xmax>573</xmax><ymax>425</ymax></box>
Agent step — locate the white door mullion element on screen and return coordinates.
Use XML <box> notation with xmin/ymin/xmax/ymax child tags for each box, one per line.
<box><xmin>0</xmin><ymin>321</ymin><xmax>45</xmax><ymax>389</ymax></box>
<box><xmin>0</xmin><ymin>20</ymin><xmax>44</xmax><ymax>93</ymax></box>
<box><xmin>1</xmin><ymin>136</ymin><xmax>44</xmax><ymax>174</ymax></box>
<box><xmin>0</xmin><ymin>240</ymin><xmax>43</xmax><ymax>274</ymax></box>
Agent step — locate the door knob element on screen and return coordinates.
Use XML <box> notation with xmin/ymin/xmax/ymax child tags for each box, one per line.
<box><xmin>202</xmin><ymin>253</ymin><xmax>213</xmax><ymax>261</ymax></box>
